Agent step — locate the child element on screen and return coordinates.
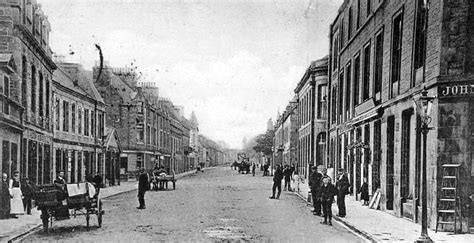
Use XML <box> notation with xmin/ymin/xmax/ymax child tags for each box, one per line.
<box><xmin>358</xmin><ymin>177</ymin><xmax>369</xmax><ymax>206</ymax></box>
<box><xmin>320</xmin><ymin>176</ymin><xmax>336</xmax><ymax>226</ymax></box>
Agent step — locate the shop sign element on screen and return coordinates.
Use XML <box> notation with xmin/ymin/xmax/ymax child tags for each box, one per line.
<box><xmin>439</xmin><ymin>84</ymin><xmax>474</xmax><ymax>97</ymax></box>
<box><xmin>24</xmin><ymin>130</ymin><xmax>52</xmax><ymax>144</ymax></box>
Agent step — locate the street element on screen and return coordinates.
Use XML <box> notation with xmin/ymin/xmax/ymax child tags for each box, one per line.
<box><xmin>21</xmin><ymin>167</ymin><xmax>363</xmax><ymax>242</ymax></box>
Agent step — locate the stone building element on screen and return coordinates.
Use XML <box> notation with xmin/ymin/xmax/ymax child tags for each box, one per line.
<box><xmin>294</xmin><ymin>56</ymin><xmax>328</xmax><ymax>179</ymax></box>
<box><xmin>327</xmin><ymin>0</ymin><xmax>473</xmax><ymax>231</ymax></box>
<box><xmin>0</xmin><ymin>1</ymin><xmax>56</xmax><ymax>190</ymax></box>
<box><xmin>273</xmin><ymin>99</ymin><xmax>298</xmax><ymax>168</ymax></box>
<box><xmin>52</xmin><ymin>61</ymin><xmax>107</xmax><ymax>184</ymax></box>
<box><xmin>93</xmin><ymin>65</ymin><xmax>168</xmax><ymax>175</ymax></box>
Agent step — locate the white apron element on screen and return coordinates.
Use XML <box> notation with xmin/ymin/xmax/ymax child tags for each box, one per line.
<box><xmin>9</xmin><ymin>186</ymin><xmax>24</xmax><ymax>215</ymax></box>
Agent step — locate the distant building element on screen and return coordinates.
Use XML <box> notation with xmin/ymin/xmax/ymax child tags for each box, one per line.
<box><xmin>273</xmin><ymin>98</ymin><xmax>298</xmax><ymax>168</ymax></box>
<box><xmin>294</xmin><ymin>56</ymin><xmax>328</xmax><ymax>179</ymax></box>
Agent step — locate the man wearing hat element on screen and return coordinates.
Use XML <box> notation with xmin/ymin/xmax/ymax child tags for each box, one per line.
<box><xmin>308</xmin><ymin>165</ymin><xmax>323</xmax><ymax>216</ymax></box>
<box><xmin>335</xmin><ymin>168</ymin><xmax>350</xmax><ymax>217</ymax></box>
<box><xmin>21</xmin><ymin>177</ymin><xmax>34</xmax><ymax>215</ymax></box>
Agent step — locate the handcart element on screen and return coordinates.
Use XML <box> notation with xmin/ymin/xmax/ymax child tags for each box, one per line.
<box><xmin>34</xmin><ymin>182</ymin><xmax>104</xmax><ymax>231</ymax></box>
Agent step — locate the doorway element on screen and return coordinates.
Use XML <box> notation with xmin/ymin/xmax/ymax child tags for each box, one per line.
<box><xmin>386</xmin><ymin>116</ymin><xmax>395</xmax><ymax>210</ymax></box>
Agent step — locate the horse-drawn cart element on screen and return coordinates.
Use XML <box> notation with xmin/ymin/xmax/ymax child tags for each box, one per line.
<box><xmin>34</xmin><ymin>182</ymin><xmax>104</xmax><ymax>231</ymax></box>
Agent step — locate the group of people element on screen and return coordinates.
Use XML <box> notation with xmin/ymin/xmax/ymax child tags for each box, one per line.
<box><xmin>1</xmin><ymin>170</ymin><xmax>105</xmax><ymax>220</ymax></box>
<box><xmin>269</xmin><ymin>163</ymin><xmax>296</xmax><ymax>199</ymax></box>
<box><xmin>309</xmin><ymin>166</ymin><xmax>350</xmax><ymax>226</ymax></box>
<box><xmin>1</xmin><ymin>171</ymin><xmax>34</xmax><ymax>219</ymax></box>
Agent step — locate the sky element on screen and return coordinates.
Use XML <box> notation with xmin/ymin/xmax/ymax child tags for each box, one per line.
<box><xmin>38</xmin><ymin>0</ymin><xmax>343</xmax><ymax>149</ymax></box>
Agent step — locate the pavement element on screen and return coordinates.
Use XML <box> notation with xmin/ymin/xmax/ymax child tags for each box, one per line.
<box><xmin>0</xmin><ymin>168</ymin><xmax>203</xmax><ymax>242</ymax></box>
<box><xmin>293</xmin><ymin>180</ymin><xmax>473</xmax><ymax>242</ymax></box>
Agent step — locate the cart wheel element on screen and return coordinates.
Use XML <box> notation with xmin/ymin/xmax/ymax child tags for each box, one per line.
<box><xmin>97</xmin><ymin>200</ymin><xmax>103</xmax><ymax>228</ymax></box>
<box><xmin>41</xmin><ymin>210</ymin><xmax>49</xmax><ymax>231</ymax></box>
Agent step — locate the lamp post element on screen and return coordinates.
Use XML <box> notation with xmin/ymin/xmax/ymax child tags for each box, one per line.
<box><xmin>413</xmin><ymin>88</ymin><xmax>434</xmax><ymax>243</ymax></box>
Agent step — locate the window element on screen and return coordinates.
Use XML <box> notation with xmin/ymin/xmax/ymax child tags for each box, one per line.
<box><xmin>413</xmin><ymin>0</ymin><xmax>428</xmax><ymax>86</ymax></box>
<box><xmin>367</xmin><ymin>0</ymin><xmax>372</xmax><ymax>17</ymax></box>
<box><xmin>340</xmin><ymin>17</ymin><xmax>345</xmax><ymax>47</ymax></box>
<box><xmin>354</xmin><ymin>54</ymin><xmax>361</xmax><ymax>106</ymax></box>
<box><xmin>332</xmin><ymin>31</ymin><xmax>339</xmax><ymax>72</ymax></box>
<box><xmin>2</xmin><ymin>75</ymin><xmax>10</xmax><ymax>114</ymax></box>
<box><xmin>338</xmin><ymin>71</ymin><xmax>344</xmax><ymax>123</ymax></box>
<box><xmin>331</xmin><ymin>87</ymin><xmax>337</xmax><ymax>124</ymax></box>
<box><xmin>147</xmin><ymin>125</ymin><xmax>151</xmax><ymax>144</ymax></box>
<box><xmin>374</xmin><ymin>29</ymin><xmax>384</xmax><ymax>102</ymax></box>
<box><xmin>98</xmin><ymin>113</ymin><xmax>103</xmax><ymax>138</ymax></box>
<box><xmin>348</xmin><ymin>7</ymin><xmax>353</xmax><ymax>39</ymax></box>
<box><xmin>91</xmin><ymin>111</ymin><xmax>95</xmax><ymax>137</ymax></box>
<box><xmin>63</xmin><ymin>101</ymin><xmax>69</xmax><ymax>132</ymax></box>
<box><xmin>317</xmin><ymin>85</ymin><xmax>327</xmax><ymax>119</ymax></box>
<box><xmin>138</xmin><ymin>129</ymin><xmax>144</xmax><ymax>142</ymax></box>
<box><xmin>71</xmin><ymin>104</ymin><xmax>76</xmax><ymax>133</ymax></box>
<box><xmin>391</xmin><ymin>13</ymin><xmax>403</xmax><ymax>98</ymax></box>
<box><xmin>21</xmin><ymin>56</ymin><xmax>27</xmax><ymax>108</ymax></box>
<box><xmin>45</xmin><ymin>77</ymin><xmax>49</xmax><ymax>119</ymax></box>
<box><xmin>316</xmin><ymin>133</ymin><xmax>327</xmax><ymax>166</ymax></box>
<box><xmin>55</xmin><ymin>99</ymin><xmax>60</xmax><ymax>130</ymax></box>
<box><xmin>363</xmin><ymin>43</ymin><xmax>371</xmax><ymax>101</ymax></box>
<box><xmin>356</xmin><ymin>0</ymin><xmax>361</xmax><ymax>29</ymax></box>
<box><xmin>84</xmin><ymin>109</ymin><xmax>89</xmax><ymax>136</ymax></box>
<box><xmin>39</xmin><ymin>72</ymin><xmax>43</xmax><ymax>117</ymax></box>
<box><xmin>137</xmin><ymin>101</ymin><xmax>143</xmax><ymax>114</ymax></box>
<box><xmin>31</xmin><ymin>65</ymin><xmax>36</xmax><ymax>113</ymax></box>
<box><xmin>78</xmin><ymin>107</ymin><xmax>82</xmax><ymax>135</ymax></box>
<box><xmin>345</xmin><ymin>62</ymin><xmax>352</xmax><ymax>118</ymax></box>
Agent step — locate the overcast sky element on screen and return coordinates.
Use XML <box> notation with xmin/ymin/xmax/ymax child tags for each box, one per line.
<box><xmin>38</xmin><ymin>0</ymin><xmax>342</xmax><ymax>149</ymax></box>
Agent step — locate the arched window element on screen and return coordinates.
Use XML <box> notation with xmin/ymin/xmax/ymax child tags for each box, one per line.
<box><xmin>316</xmin><ymin>133</ymin><xmax>327</xmax><ymax>166</ymax></box>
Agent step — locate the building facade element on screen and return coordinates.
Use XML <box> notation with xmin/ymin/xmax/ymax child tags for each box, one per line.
<box><xmin>0</xmin><ymin>1</ymin><xmax>57</xmax><ymax>191</ymax></box>
<box><xmin>294</xmin><ymin>56</ymin><xmax>328</xmax><ymax>179</ymax></box>
<box><xmin>328</xmin><ymin>0</ymin><xmax>473</xmax><ymax>231</ymax></box>
<box><xmin>52</xmin><ymin>62</ymin><xmax>107</xmax><ymax>184</ymax></box>
<box><xmin>273</xmin><ymin>99</ymin><xmax>298</xmax><ymax>169</ymax></box>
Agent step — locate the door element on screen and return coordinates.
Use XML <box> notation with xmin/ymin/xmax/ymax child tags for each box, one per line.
<box><xmin>386</xmin><ymin>116</ymin><xmax>395</xmax><ymax>210</ymax></box>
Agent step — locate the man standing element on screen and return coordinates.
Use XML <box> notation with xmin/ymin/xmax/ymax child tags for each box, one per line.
<box><xmin>308</xmin><ymin>166</ymin><xmax>323</xmax><ymax>215</ymax></box>
<box><xmin>21</xmin><ymin>178</ymin><xmax>34</xmax><ymax>215</ymax></box>
<box><xmin>320</xmin><ymin>176</ymin><xmax>336</xmax><ymax>226</ymax></box>
<box><xmin>283</xmin><ymin>164</ymin><xmax>292</xmax><ymax>191</ymax></box>
<box><xmin>252</xmin><ymin>163</ymin><xmax>256</xmax><ymax>177</ymax></box>
<box><xmin>269</xmin><ymin>164</ymin><xmax>283</xmax><ymax>199</ymax></box>
<box><xmin>335</xmin><ymin>168</ymin><xmax>350</xmax><ymax>217</ymax></box>
<box><xmin>1</xmin><ymin>173</ymin><xmax>10</xmax><ymax>219</ymax></box>
<box><xmin>137</xmin><ymin>168</ymin><xmax>149</xmax><ymax>209</ymax></box>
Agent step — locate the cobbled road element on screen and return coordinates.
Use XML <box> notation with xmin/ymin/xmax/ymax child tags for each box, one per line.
<box><xmin>22</xmin><ymin>167</ymin><xmax>363</xmax><ymax>242</ymax></box>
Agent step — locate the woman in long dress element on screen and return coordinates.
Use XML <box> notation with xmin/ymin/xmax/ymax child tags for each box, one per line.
<box><xmin>9</xmin><ymin>171</ymin><xmax>24</xmax><ymax>218</ymax></box>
